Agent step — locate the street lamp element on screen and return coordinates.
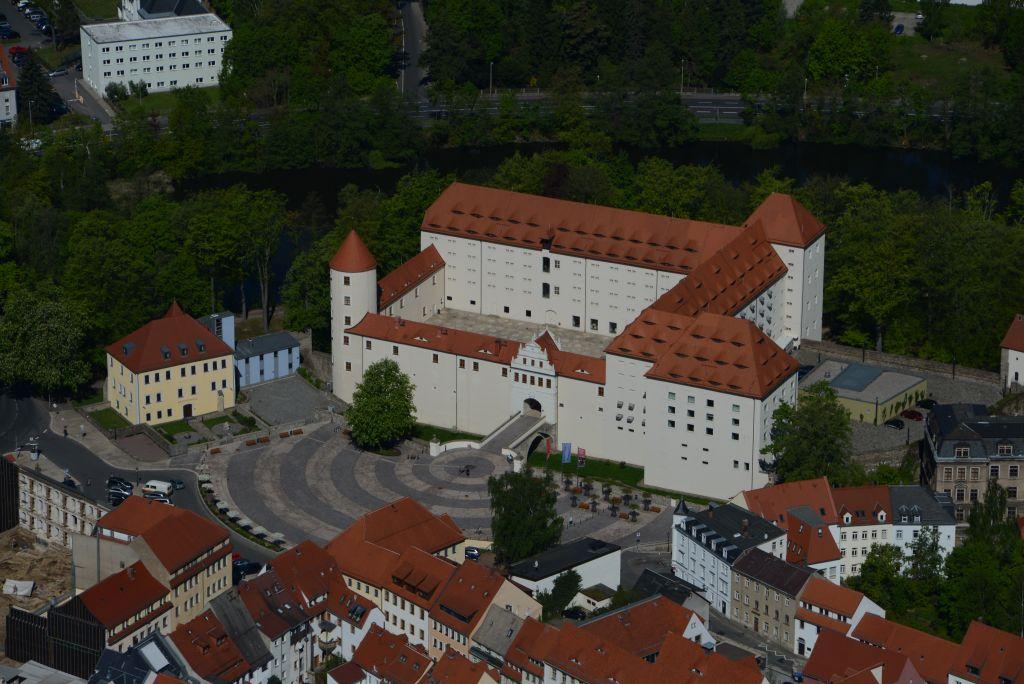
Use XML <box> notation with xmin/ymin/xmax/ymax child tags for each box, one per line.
<box><xmin>489</xmin><ymin>61</ymin><xmax>493</xmax><ymax>95</ymax></box>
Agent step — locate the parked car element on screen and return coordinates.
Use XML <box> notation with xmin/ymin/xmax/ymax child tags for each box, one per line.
<box><xmin>107</xmin><ymin>493</ymin><xmax>127</xmax><ymax>507</ymax></box>
<box><xmin>916</xmin><ymin>398</ymin><xmax>937</xmax><ymax>410</ymax></box>
<box><xmin>894</xmin><ymin>23</ymin><xmax>904</xmax><ymax>34</ymax></box>
<box><xmin>143</xmin><ymin>492</ymin><xmax>172</xmax><ymax>504</ymax></box>
<box><xmin>47</xmin><ymin>67</ymin><xmax>67</xmax><ymax>77</ymax></box>
<box><xmin>141</xmin><ymin>479</ymin><xmax>173</xmax><ymax>496</ymax></box>
<box><xmin>169</xmin><ymin>478</ymin><xmax>185</xmax><ymax>491</ymax></box>
<box><xmin>884</xmin><ymin>418</ymin><xmax>905</xmax><ymax>430</ymax></box>
<box><xmin>232</xmin><ymin>559</ymin><xmax>261</xmax><ymax>575</ymax></box>
<box><xmin>108</xmin><ymin>475</ymin><xmax>132</xmax><ymax>488</ymax></box>
<box><xmin>464</xmin><ymin>546</ymin><xmax>481</xmax><ymax>561</ymax></box>
<box><xmin>8</xmin><ymin>44</ymin><xmax>28</xmax><ymax>54</ymax></box>
<box><xmin>798</xmin><ymin>364</ymin><xmax>815</xmax><ymax>380</ymax></box>
<box><xmin>108</xmin><ymin>483</ymin><xmax>133</xmax><ymax>497</ymax></box>
<box><xmin>562</xmin><ymin>607</ymin><xmax>587</xmax><ymax>621</ymax></box>
<box><xmin>0</xmin><ymin>29</ymin><xmax>20</xmax><ymax>39</ymax></box>
<box><xmin>901</xmin><ymin>409</ymin><xmax>924</xmax><ymax>421</ymax></box>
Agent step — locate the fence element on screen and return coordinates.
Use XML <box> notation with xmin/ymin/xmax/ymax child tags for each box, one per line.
<box><xmin>800</xmin><ymin>339</ymin><xmax>1000</xmax><ymax>385</ymax></box>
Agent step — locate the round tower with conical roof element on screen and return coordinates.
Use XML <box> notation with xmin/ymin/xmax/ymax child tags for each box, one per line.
<box><xmin>330</xmin><ymin>231</ymin><xmax>378</xmax><ymax>400</ymax></box>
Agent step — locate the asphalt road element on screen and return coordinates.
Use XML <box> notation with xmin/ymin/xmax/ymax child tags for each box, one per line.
<box><xmin>399</xmin><ymin>0</ymin><xmax>427</xmax><ymax>99</ymax></box>
<box><xmin>709</xmin><ymin>612</ymin><xmax>805</xmax><ymax>683</ymax></box>
<box><xmin>1</xmin><ymin>392</ymin><xmax>274</xmax><ymax>563</ymax></box>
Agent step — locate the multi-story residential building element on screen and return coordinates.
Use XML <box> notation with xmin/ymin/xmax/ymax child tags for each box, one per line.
<box><xmin>832</xmin><ymin>486</ymin><xmax>892</xmax><ymax>580</ymax></box>
<box><xmin>673</xmin><ymin>501</ymin><xmax>787</xmax><ymax>615</ymax></box>
<box><xmin>168</xmin><ymin>608</ymin><xmax>263</xmax><ymax>684</ymax></box>
<box><xmin>16</xmin><ymin>465</ymin><xmax>108</xmax><ymax>547</ymax></box>
<box><xmin>1000</xmin><ymin>313</ymin><xmax>1024</xmax><ymax>391</ymax></box>
<box><xmin>237</xmin><ymin>571</ymin><xmax>315</xmax><ymax>684</ymax></box>
<box><xmin>793</xmin><ymin>575</ymin><xmax>883</xmax><ymax>659</ymax></box>
<box><xmin>730</xmin><ymin>548</ymin><xmax>814</xmax><ymax>649</ymax></box>
<box><xmin>851</xmin><ymin>614</ymin><xmax>958</xmax><ymax>684</ymax></box>
<box><xmin>329</xmin><ymin>625</ymin><xmax>431</xmax><ymax>684</ymax></box>
<box><xmin>197</xmin><ymin>312</ymin><xmax>303</xmax><ymax>389</ymax></box>
<box><xmin>468</xmin><ymin>606</ymin><xmax>524</xmax><ymax>672</ymax></box>
<box><xmin>320</xmin><ymin>583</ymin><xmax>385</xmax><ymax>663</ymax></box>
<box><xmin>577</xmin><ymin>596</ymin><xmax>715</xmax><ymax>651</ymax></box>
<box><xmin>0</xmin><ymin>49</ymin><xmax>17</xmax><ymax>126</ymax></box>
<box><xmin>104</xmin><ymin>302</ymin><xmax>236</xmax><ymax>426</ymax></box>
<box><xmin>332</xmin><ymin>183</ymin><xmax>825</xmax><ymax>499</ymax></box>
<box><xmin>803</xmin><ymin>629</ymin><xmax>928</xmax><ymax>683</ymax></box>
<box><xmin>924</xmin><ymin>403</ymin><xmax>1024</xmax><ymax>523</ymax></box>
<box><xmin>89</xmin><ymin>632</ymin><xmax>191</xmax><ymax>684</ymax></box>
<box><xmin>80</xmin><ymin>14</ymin><xmax>231</xmax><ymax>97</ymax></box>
<box><xmin>508</xmin><ymin>537</ymin><xmax>621</xmax><ymax>595</ymax></box>
<box><xmin>888</xmin><ymin>485</ymin><xmax>956</xmax><ymax>560</ymax></box>
<box><xmin>948</xmin><ymin>621</ymin><xmax>1024</xmax><ymax>684</ymax></box>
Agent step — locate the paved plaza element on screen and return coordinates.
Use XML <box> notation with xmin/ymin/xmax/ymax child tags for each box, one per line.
<box><xmin>245</xmin><ymin>375</ymin><xmax>344</xmax><ymax>426</ymax></box>
<box><xmin>204</xmin><ymin>423</ymin><xmax>674</xmax><ymax>548</ymax></box>
<box><xmin>427</xmin><ymin>309</ymin><xmax>609</xmax><ymax>358</ymax></box>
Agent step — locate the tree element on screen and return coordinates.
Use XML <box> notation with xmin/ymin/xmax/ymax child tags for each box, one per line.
<box><xmin>105</xmin><ymin>82</ymin><xmax>129</xmax><ymax>102</ymax></box>
<box><xmin>858</xmin><ymin>0</ymin><xmax>894</xmax><ymax>24</ymax></box>
<box><xmin>487</xmin><ymin>467</ymin><xmax>563</xmax><ymax>564</ymax></box>
<box><xmin>762</xmin><ymin>381</ymin><xmax>860</xmax><ymax>484</ymax></box>
<box><xmin>918</xmin><ymin>0</ymin><xmax>949</xmax><ymax>41</ymax></box>
<box><xmin>537</xmin><ymin>569</ymin><xmax>582</xmax><ymax>621</ymax></box>
<box><xmin>346</xmin><ymin>360</ymin><xmax>416</xmax><ymax>450</ymax></box>
<box><xmin>847</xmin><ymin>544</ymin><xmax>907</xmax><ymax>614</ymax></box>
<box><xmin>16</xmin><ymin>54</ymin><xmax>61</xmax><ymax>123</ymax></box>
<box><xmin>239</xmin><ymin>189</ymin><xmax>288</xmax><ymax>332</ymax></box>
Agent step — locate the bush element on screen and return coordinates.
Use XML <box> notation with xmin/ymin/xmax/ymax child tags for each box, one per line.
<box><xmin>105</xmin><ymin>82</ymin><xmax>129</xmax><ymax>102</ymax></box>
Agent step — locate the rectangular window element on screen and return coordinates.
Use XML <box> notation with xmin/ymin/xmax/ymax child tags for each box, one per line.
<box><xmin>459</xmin><ymin>360</ymin><xmax>465</xmax><ymax>369</ymax></box>
<box><xmin>392</xmin><ymin>345</ymin><xmax>399</xmax><ymax>356</ymax></box>
<box><xmin>572</xmin><ymin>316</ymin><xmax>581</xmax><ymax>328</ymax></box>
<box><xmin>473</xmin><ymin>362</ymin><xmax>479</xmax><ymax>371</ymax></box>
<box><xmin>1012</xmin><ymin>466</ymin><xmax>1020</xmax><ymax>478</ymax></box>
<box><xmin>590</xmin><ymin>319</ymin><xmax>598</xmax><ymax>331</ymax></box>
<box><xmin>365</xmin><ymin>341</ymin><xmax>372</xmax><ymax>350</ymax></box>
<box><xmin>432</xmin><ymin>354</ymin><xmax>438</xmax><ymax>364</ymax></box>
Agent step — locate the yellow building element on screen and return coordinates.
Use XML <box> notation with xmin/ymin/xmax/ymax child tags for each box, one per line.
<box><xmin>105</xmin><ymin>302</ymin><xmax>236</xmax><ymax>426</ymax></box>
<box><xmin>800</xmin><ymin>360</ymin><xmax>927</xmax><ymax>425</ymax></box>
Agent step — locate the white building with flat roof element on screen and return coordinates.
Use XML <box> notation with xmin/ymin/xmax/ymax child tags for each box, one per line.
<box><xmin>330</xmin><ymin>183</ymin><xmax>826</xmax><ymax>500</ymax></box>
<box><xmin>80</xmin><ymin>13</ymin><xmax>230</xmax><ymax>97</ymax></box>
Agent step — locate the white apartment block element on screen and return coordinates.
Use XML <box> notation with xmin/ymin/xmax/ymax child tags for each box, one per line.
<box><xmin>18</xmin><ymin>468</ymin><xmax>108</xmax><ymax>547</ymax></box>
<box><xmin>331</xmin><ymin>183</ymin><xmax>825</xmax><ymax>500</ymax></box>
<box><xmin>80</xmin><ymin>14</ymin><xmax>230</xmax><ymax>97</ymax></box>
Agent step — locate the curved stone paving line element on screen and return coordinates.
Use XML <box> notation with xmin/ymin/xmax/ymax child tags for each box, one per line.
<box><xmin>375</xmin><ymin>459</ymin><xmax>490</xmax><ymax>506</ymax></box>
<box><xmin>226</xmin><ymin>443</ymin><xmax>320</xmax><ymax>545</ymax></box>
<box><xmin>255</xmin><ymin>438</ymin><xmax>344</xmax><ymax>543</ymax></box>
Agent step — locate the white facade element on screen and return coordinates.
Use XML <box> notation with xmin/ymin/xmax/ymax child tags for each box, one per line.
<box><xmin>510</xmin><ymin>549</ymin><xmax>621</xmax><ymax>596</ymax></box>
<box><xmin>317</xmin><ymin>606</ymin><xmax>385</xmax><ymax>662</ymax></box>
<box><xmin>381</xmin><ymin>586</ymin><xmax>431</xmax><ymax>648</ymax></box>
<box><xmin>772</xmin><ymin>236</ymin><xmax>825</xmax><ymax>346</ymax></box>
<box><xmin>1004</xmin><ymin>348</ymin><xmax>1024</xmax><ymax>391</ymax></box>
<box><xmin>330</xmin><ymin>261</ymin><xmax>377</xmax><ymax>399</ymax></box>
<box><xmin>838</xmin><ymin>518</ymin><xmax>889</xmax><ymax>580</ymax></box>
<box><xmin>80</xmin><ymin>14</ymin><xmax>231</xmax><ymax>97</ymax></box>
<box><xmin>18</xmin><ymin>470</ymin><xmax>107</xmax><ymax>547</ymax></box>
<box><xmin>794</xmin><ymin>592</ymin><xmax>884</xmax><ymax>658</ymax></box>
<box><xmin>0</xmin><ymin>83</ymin><xmax>15</xmax><ymax>125</ymax></box>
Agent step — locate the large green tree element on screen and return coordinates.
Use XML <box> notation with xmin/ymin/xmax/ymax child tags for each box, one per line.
<box><xmin>537</xmin><ymin>569</ymin><xmax>583</xmax><ymax>620</ymax></box>
<box><xmin>762</xmin><ymin>381</ymin><xmax>860</xmax><ymax>484</ymax></box>
<box><xmin>346</xmin><ymin>359</ymin><xmax>416</xmax><ymax>450</ymax></box>
<box><xmin>487</xmin><ymin>467</ymin><xmax>563</xmax><ymax>564</ymax></box>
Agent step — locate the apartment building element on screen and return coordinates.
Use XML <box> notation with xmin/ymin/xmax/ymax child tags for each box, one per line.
<box><xmin>237</xmin><ymin>572</ymin><xmax>315</xmax><ymax>684</ymax></box>
<box><xmin>793</xmin><ymin>575</ymin><xmax>883</xmax><ymax>659</ymax></box>
<box><xmin>730</xmin><ymin>548</ymin><xmax>814</xmax><ymax>649</ymax></box>
<box><xmin>16</xmin><ymin>465</ymin><xmax>108</xmax><ymax>547</ymax></box>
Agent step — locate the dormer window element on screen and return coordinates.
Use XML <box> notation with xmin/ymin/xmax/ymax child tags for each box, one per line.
<box><xmin>877</xmin><ymin>511</ymin><xmax>886</xmax><ymax>522</ymax></box>
<box><xmin>196</xmin><ymin>339</ymin><xmax>206</xmax><ymax>352</ymax></box>
<box><xmin>954</xmin><ymin>446</ymin><xmax>970</xmax><ymax>458</ymax></box>
<box><xmin>161</xmin><ymin>346</ymin><xmax>171</xmax><ymax>360</ymax></box>
<box><xmin>178</xmin><ymin>343</ymin><xmax>188</xmax><ymax>357</ymax></box>
<box><xmin>843</xmin><ymin>513</ymin><xmax>852</xmax><ymax>525</ymax></box>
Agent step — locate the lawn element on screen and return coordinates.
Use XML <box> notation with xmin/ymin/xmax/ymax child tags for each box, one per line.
<box><xmin>35</xmin><ymin>45</ymin><xmax>79</xmax><ymax>70</ymax></box>
<box><xmin>202</xmin><ymin>415</ymin><xmax>236</xmax><ymax>430</ymax></box>
<box><xmin>232</xmin><ymin>410</ymin><xmax>260</xmax><ymax>431</ymax></box>
<box><xmin>90</xmin><ymin>407</ymin><xmax>130</xmax><ymax>430</ymax></box>
<box><xmin>411</xmin><ymin>424</ymin><xmax>482</xmax><ymax>443</ymax></box>
<box><xmin>888</xmin><ymin>36</ymin><xmax>1005</xmax><ymax>88</ymax></box>
<box><xmin>72</xmin><ymin>0</ymin><xmax>118</xmax><ymax>19</ymax></box>
<box><xmin>73</xmin><ymin>390</ymin><xmax>104</xmax><ymax>407</ymax></box>
<box><xmin>158</xmin><ymin>420</ymin><xmax>194</xmax><ymax>442</ymax></box>
<box><xmin>119</xmin><ymin>85</ymin><xmax>221</xmax><ymax>116</ymax></box>
<box><xmin>525</xmin><ymin>451</ymin><xmax>710</xmax><ymax>503</ymax></box>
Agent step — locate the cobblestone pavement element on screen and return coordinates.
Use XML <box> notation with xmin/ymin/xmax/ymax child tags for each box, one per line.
<box><xmin>204</xmin><ymin>423</ymin><xmax>675</xmax><ymax>548</ymax></box>
<box><xmin>244</xmin><ymin>375</ymin><xmax>343</xmax><ymax>425</ymax></box>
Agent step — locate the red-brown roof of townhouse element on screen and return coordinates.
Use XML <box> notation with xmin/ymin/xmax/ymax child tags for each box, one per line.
<box><xmin>238</xmin><ymin>570</ymin><xmax>312</xmax><ymax>640</ymax></box>
<box><xmin>605</xmin><ymin>308</ymin><xmax>694</xmax><ymax>363</ymax></box>
<box><xmin>649</xmin><ymin>222</ymin><xmax>787</xmax><ymax>318</ymax></box>
<box><xmin>1001</xmin><ymin>314</ymin><xmax>1024</xmax><ymax>353</ymax></box>
<box><xmin>580</xmin><ymin>596</ymin><xmax>700</xmax><ymax>659</ymax></box>
<box><xmin>105</xmin><ymin>301</ymin><xmax>234</xmax><ymax>373</ymax></box>
<box><xmin>786</xmin><ymin>512</ymin><xmax>842</xmax><ymax>566</ymax></box>
<box><xmin>800</xmin><ymin>576</ymin><xmax>866</xmax><ymax>618</ymax></box>
<box><xmin>852</xmin><ymin>614</ymin><xmax>957</xmax><ymax>684</ymax></box>
<box><xmin>327</xmin><ymin>579</ymin><xmax>379</xmax><ymax>629</ymax></box>
<box><xmin>347</xmin><ymin>314</ymin><xmax>522</xmax><ymax>365</ymax></box>
<box><xmin>97</xmin><ymin>495</ymin><xmax>179</xmax><ymax>540</ymax></box>
<box><xmin>645</xmin><ymin>312</ymin><xmax>799</xmax><ymax>399</ymax></box>
<box><xmin>833</xmin><ymin>486</ymin><xmax>893</xmax><ymax>526</ymax></box>
<box><xmin>422</xmin><ymin>182</ymin><xmax>744</xmax><ymax>275</ymax></box>
<box><xmin>351</xmin><ymin>625</ymin><xmax>431</xmax><ymax>684</ymax></box>
<box><xmin>0</xmin><ymin>50</ymin><xmax>17</xmax><ymax>89</ymax></box>
<box><xmin>387</xmin><ymin>546</ymin><xmax>457</xmax><ymax>610</ymax></box>
<box><xmin>795</xmin><ymin>606</ymin><xmax>854</xmax><ymax>637</ymax></box>
<box><xmin>360</xmin><ymin>497</ymin><xmax>465</xmax><ymax>555</ymax></box>
<box><xmin>741</xmin><ymin>477</ymin><xmax>839</xmax><ymax>528</ymax></box>
<box><xmin>429</xmin><ymin>561</ymin><xmax>505</xmax><ymax>636</ymax></box>
<box><xmin>502</xmin><ymin>618</ymin><xmax>556</xmax><ymax>682</ymax></box>
<box><xmin>79</xmin><ymin>561</ymin><xmax>168</xmax><ymax>629</ymax></box>
<box><xmin>534</xmin><ymin>332</ymin><xmax>606</xmax><ymax>384</ymax></box>
<box><xmin>324</xmin><ymin>524</ymin><xmax>400</xmax><ymax>586</ymax></box>
<box><xmin>137</xmin><ymin>507</ymin><xmax>229</xmax><ymax>574</ymax></box>
<box><xmin>169</xmin><ymin>609</ymin><xmax>251</xmax><ymax>683</ymax></box>
<box><xmin>651</xmin><ymin>632</ymin><xmax>765</xmax><ymax>683</ymax></box>
<box><xmin>330</xmin><ymin>230</ymin><xmax>377</xmax><ymax>273</ymax></box>
<box><xmin>429</xmin><ymin>647</ymin><xmax>499</xmax><ymax>683</ymax></box>
<box><xmin>379</xmin><ymin>245</ymin><xmax>445</xmax><ymax>309</ymax></box>
<box><xmin>805</xmin><ymin>629</ymin><xmax>919</xmax><ymax>684</ymax></box>
<box><xmin>542</xmin><ymin>623</ymin><xmax>648</xmax><ymax>683</ymax></box>
<box><xmin>268</xmin><ymin>540</ymin><xmax>337</xmax><ymax>608</ymax></box>
<box><xmin>950</xmin><ymin>621</ymin><xmax>1024</xmax><ymax>684</ymax></box>
<box><xmin>743</xmin><ymin>192</ymin><xmax>826</xmax><ymax>248</ymax></box>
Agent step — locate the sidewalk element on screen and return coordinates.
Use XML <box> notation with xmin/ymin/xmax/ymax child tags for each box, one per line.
<box><xmin>49</xmin><ymin>408</ymin><xmax>170</xmax><ymax>471</ymax></box>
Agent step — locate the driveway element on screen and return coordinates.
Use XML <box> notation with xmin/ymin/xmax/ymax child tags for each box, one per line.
<box><xmin>399</xmin><ymin>0</ymin><xmax>427</xmax><ymax>99</ymax></box>
<box><xmin>892</xmin><ymin>11</ymin><xmax>919</xmax><ymax>36</ymax></box>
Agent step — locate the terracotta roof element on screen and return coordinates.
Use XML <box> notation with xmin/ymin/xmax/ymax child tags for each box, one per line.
<box><xmin>387</xmin><ymin>546</ymin><xmax>457</xmax><ymax>609</ymax></box>
<box><xmin>645</xmin><ymin>312</ymin><xmax>799</xmax><ymax>399</ymax></box>
<box><xmin>0</xmin><ymin>50</ymin><xmax>17</xmax><ymax>89</ymax></box>
<box><xmin>422</xmin><ymin>182</ymin><xmax>744</xmax><ymax>275</ymax></box>
<box><xmin>429</xmin><ymin>648</ymin><xmax>499</xmax><ymax>683</ymax></box>
<box><xmin>325</xmin><ymin>525</ymin><xmax>400</xmax><ymax>586</ymax></box>
<box><xmin>800</xmin><ymin>576</ymin><xmax>866</xmax><ymax>618</ymax></box>
<box><xmin>604</xmin><ymin>308</ymin><xmax>693</xmax><ymax>363</ymax></box>
<box><xmin>238</xmin><ymin>570</ymin><xmax>312</xmax><ymax>640</ymax></box>
<box><xmin>950</xmin><ymin>621</ymin><xmax>1024</xmax><ymax>684</ymax></box>
<box><xmin>359</xmin><ymin>497</ymin><xmax>465</xmax><ymax>555</ymax></box>
<box><xmin>379</xmin><ymin>245</ymin><xmax>445</xmax><ymax>309</ymax></box>
<box><xmin>330</xmin><ymin>230</ymin><xmax>377</xmax><ymax>273</ymax></box>
<box><xmin>327</xmin><ymin>661</ymin><xmax>365</xmax><ymax>684</ymax></box>
<box><xmin>741</xmin><ymin>478</ymin><xmax>839</xmax><ymax>528</ymax></box>
<box><xmin>649</xmin><ymin>222</ymin><xmax>787</xmax><ymax>318</ymax></box>
<box><xmin>805</xmin><ymin>629</ymin><xmax>918</xmax><ymax>684</ymax></box>
<box><xmin>652</xmin><ymin>632</ymin><xmax>765</xmax><ymax>683</ymax></box>
<box><xmin>502</xmin><ymin>618</ymin><xmax>556</xmax><ymax>682</ymax></box>
<box><xmin>542</xmin><ymin>623</ymin><xmax>647</xmax><ymax>683</ymax></box>
<box><xmin>351</xmin><ymin>625</ymin><xmax>431</xmax><ymax>684</ymax></box>
<box><xmin>152</xmin><ymin>676</ymin><xmax>187</xmax><ymax>684</ymax></box>
<box><xmin>97</xmin><ymin>495</ymin><xmax>179</xmax><ymax>540</ymax></box>
<box><xmin>580</xmin><ymin>596</ymin><xmax>700</xmax><ymax>659</ymax></box>
<box><xmin>347</xmin><ymin>314</ymin><xmax>521</xmax><ymax>365</ymax></box>
<box><xmin>1001</xmin><ymin>314</ymin><xmax>1024</xmax><ymax>353</ymax></box>
<box><xmin>268</xmin><ymin>540</ymin><xmax>337</xmax><ymax>608</ymax></box>
<box><xmin>833</xmin><ymin>486</ymin><xmax>893</xmax><ymax>526</ymax></box>
<box><xmin>786</xmin><ymin>511</ymin><xmax>842</xmax><ymax>566</ymax></box>
<box><xmin>106</xmin><ymin>302</ymin><xmax>234</xmax><ymax>374</ymax></box>
<box><xmin>136</xmin><ymin>506</ymin><xmax>229</xmax><ymax>574</ymax></box>
<box><xmin>533</xmin><ymin>332</ymin><xmax>606</xmax><ymax>384</ymax></box>
<box><xmin>429</xmin><ymin>561</ymin><xmax>505</xmax><ymax>635</ymax></box>
<box><xmin>79</xmin><ymin>561</ymin><xmax>169</xmax><ymax>629</ymax></box>
<box><xmin>796</xmin><ymin>606</ymin><xmax>854</xmax><ymax>636</ymax></box>
<box><xmin>743</xmin><ymin>192</ymin><xmax>826</xmax><ymax>248</ymax></box>
<box><xmin>169</xmin><ymin>609</ymin><xmax>251</xmax><ymax>683</ymax></box>
<box><xmin>852</xmin><ymin>614</ymin><xmax>957</xmax><ymax>684</ymax></box>
<box><xmin>326</xmin><ymin>579</ymin><xmax>378</xmax><ymax>629</ymax></box>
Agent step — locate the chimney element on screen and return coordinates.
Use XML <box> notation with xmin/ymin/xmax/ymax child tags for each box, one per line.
<box><xmin>741</xmin><ymin>518</ymin><xmax>749</xmax><ymax>534</ymax></box>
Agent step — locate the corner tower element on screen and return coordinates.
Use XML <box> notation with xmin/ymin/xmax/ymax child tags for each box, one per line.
<box><xmin>330</xmin><ymin>231</ymin><xmax>377</xmax><ymax>400</ymax></box>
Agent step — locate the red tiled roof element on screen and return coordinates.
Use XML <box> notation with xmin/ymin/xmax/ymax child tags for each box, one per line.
<box><xmin>327</xmin><ymin>579</ymin><xmax>379</xmax><ymax>628</ymax></box>
<box><xmin>950</xmin><ymin>621</ymin><xmax>1024</xmax><ymax>684</ymax></box>
<box><xmin>1001</xmin><ymin>314</ymin><xmax>1024</xmax><ymax>353</ymax></box>
<box><xmin>379</xmin><ymin>245</ymin><xmax>445</xmax><ymax>309</ymax></box>
<box><xmin>542</xmin><ymin>623</ymin><xmax>647</xmax><ymax>683</ymax></box>
<box><xmin>796</xmin><ymin>606</ymin><xmax>854</xmax><ymax>637</ymax></box>
<box><xmin>605</xmin><ymin>308</ymin><xmax>694</xmax><ymax>363</ymax></box>
<box><xmin>169</xmin><ymin>609</ymin><xmax>251</xmax><ymax>683</ymax></box>
<box><xmin>786</xmin><ymin>512</ymin><xmax>842</xmax><ymax>566</ymax></box>
<box><xmin>268</xmin><ymin>540</ymin><xmax>337</xmax><ymax>608</ymax></box>
<box><xmin>741</xmin><ymin>478</ymin><xmax>839</xmax><ymax>528</ymax></box>
<box><xmin>429</xmin><ymin>561</ymin><xmax>504</xmax><ymax>635</ymax></box>
<box><xmin>360</xmin><ymin>497</ymin><xmax>465</xmax><ymax>555</ymax></box>
<box><xmin>503</xmin><ymin>618</ymin><xmax>556</xmax><ymax>682</ymax></box>
<box><xmin>0</xmin><ymin>50</ymin><xmax>17</xmax><ymax>89</ymax></box>
<box><xmin>649</xmin><ymin>222</ymin><xmax>787</xmax><ymax>318</ymax></box>
<box><xmin>652</xmin><ymin>632</ymin><xmax>765</xmax><ymax>684</ymax></box>
<box><xmin>106</xmin><ymin>301</ymin><xmax>234</xmax><ymax>374</ymax></box>
<box><xmin>330</xmin><ymin>231</ymin><xmax>377</xmax><ymax>273</ymax></box>
<box><xmin>422</xmin><ymin>182</ymin><xmax>744</xmax><ymax>275</ymax></box>
<box><xmin>387</xmin><ymin>546</ymin><xmax>457</xmax><ymax>609</ymax></box>
<box><xmin>327</xmin><ymin>661</ymin><xmax>365</xmax><ymax>684</ymax></box>
<box><xmin>152</xmin><ymin>676</ymin><xmax>186</xmax><ymax>684</ymax></box>
<box><xmin>804</xmin><ymin>630</ymin><xmax>919</xmax><ymax>684</ymax></box>
<box><xmin>351</xmin><ymin>625</ymin><xmax>431</xmax><ymax>684</ymax></box>
<box><xmin>645</xmin><ymin>312</ymin><xmax>799</xmax><ymax>399</ymax></box>
<box><xmin>79</xmin><ymin>561</ymin><xmax>168</xmax><ymax>629</ymax></box>
<box><xmin>852</xmin><ymin>614</ymin><xmax>957</xmax><ymax>684</ymax></box>
<box><xmin>429</xmin><ymin>648</ymin><xmax>499</xmax><ymax>683</ymax></box>
<box><xmin>833</xmin><ymin>486</ymin><xmax>893</xmax><ymax>526</ymax></box>
<box><xmin>137</xmin><ymin>506</ymin><xmax>229</xmax><ymax>574</ymax></box>
<box><xmin>325</xmin><ymin>525</ymin><xmax>400</xmax><ymax>586</ymax></box>
<box><xmin>743</xmin><ymin>192</ymin><xmax>826</xmax><ymax>248</ymax></box>
<box><xmin>534</xmin><ymin>332</ymin><xmax>605</xmax><ymax>385</ymax></box>
<box><xmin>238</xmin><ymin>570</ymin><xmax>313</xmax><ymax>640</ymax></box>
<box><xmin>800</xmin><ymin>576</ymin><xmax>866</xmax><ymax>618</ymax></box>
<box><xmin>580</xmin><ymin>596</ymin><xmax>699</xmax><ymax>659</ymax></box>
<box><xmin>97</xmin><ymin>495</ymin><xmax>178</xmax><ymax>540</ymax></box>
<box><xmin>347</xmin><ymin>314</ymin><xmax>521</xmax><ymax>365</ymax></box>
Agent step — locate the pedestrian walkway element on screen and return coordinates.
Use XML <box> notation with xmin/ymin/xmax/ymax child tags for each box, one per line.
<box><xmin>49</xmin><ymin>409</ymin><xmax>162</xmax><ymax>470</ymax></box>
<box><xmin>480</xmin><ymin>413</ymin><xmax>545</xmax><ymax>450</ymax></box>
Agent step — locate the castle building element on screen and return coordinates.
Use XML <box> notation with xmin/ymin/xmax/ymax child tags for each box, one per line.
<box><xmin>330</xmin><ymin>183</ymin><xmax>825</xmax><ymax>499</ymax></box>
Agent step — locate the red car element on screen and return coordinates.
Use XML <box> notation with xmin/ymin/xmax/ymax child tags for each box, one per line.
<box><xmin>901</xmin><ymin>409</ymin><xmax>924</xmax><ymax>421</ymax></box>
<box><xmin>8</xmin><ymin>45</ymin><xmax>28</xmax><ymax>55</ymax></box>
